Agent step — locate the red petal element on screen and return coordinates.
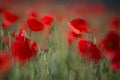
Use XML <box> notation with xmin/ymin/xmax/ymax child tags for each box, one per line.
<box><xmin>110</xmin><ymin>57</ymin><xmax>120</xmax><ymax>72</ymax></box>
<box><xmin>69</xmin><ymin>18</ymin><xmax>89</xmax><ymax>34</ymax></box>
<box><xmin>3</xmin><ymin>11</ymin><xmax>18</xmax><ymax>23</ymax></box>
<box><xmin>11</xmin><ymin>31</ymin><xmax>38</xmax><ymax>64</ymax></box>
<box><xmin>78</xmin><ymin>39</ymin><xmax>101</xmax><ymax>62</ymax></box>
<box><xmin>110</xmin><ymin>17</ymin><xmax>120</xmax><ymax>30</ymax></box>
<box><xmin>0</xmin><ymin>51</ymin><xmax>11</xmax><ymax>74</ymax></box>
<box><xmin>102</xmin><ymin>31</ymin><xmax>119</xmax><ymax>52</ymax></box>
<box><xmin>41</xmin><ymin>15</ymin><xmax>53</xmax><ymax>26</ymax></box>
<box><xmin>27</xmin><ymin>17</ymin><xmax>44</xmax><ymax>31</ymax></box>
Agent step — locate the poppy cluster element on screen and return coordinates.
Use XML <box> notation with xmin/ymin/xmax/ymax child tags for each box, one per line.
<box><xmin>0</xmin><ymin>9</ymin><xmax>54</xmax><ymax>66</ymax></box>
<box><xmin>67</xmin><ymin>18</ymin><xmax>89</xmax><ymax>45</ymax></box>
<box><xmin>0</xmin><ymin>10</ymin><xmax>54</xmax><ymax>74</ymax></box>
<box><xmin>0</xmin><ymin>5</ymin><xmax>120</xmax><ymax>76</ymax></box>
<box><xmin>68</xmin><ymin>17</ymin><xmax>120</xmax><ymax>71</ymax></box>
<box><xmin>100</xmin><ymin>16</ymin><xmax>120</xmax><ymax>71</ymax></box>
<box><xmin>27</xmin><ymin>15</ymin><xmax>53</xmax><ymax>31</ymax></box>
<box><xmin>102</xmin><ymin>30</ymin><xmax>120</xmax><ymax>71</ymax></box>
<box><xmin>68</xmin><ymin>18</ymin><xmax>101</xmax><ymax>62</ymax></box>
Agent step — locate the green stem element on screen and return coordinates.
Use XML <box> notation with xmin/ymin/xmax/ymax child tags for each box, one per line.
<box><xmin>28</xmin><ymin>30</ymin><xmax>32</xmax><ymax>38</ymax></box>
<box><xmin>96</xmin><ymin>63</ymin><xmax>101</xmax><ymax>80</ymax></box>
<box><xmin>7</xmin><ymin>31</ymin><xmax>11</xmax><ymax>49</ymax></box>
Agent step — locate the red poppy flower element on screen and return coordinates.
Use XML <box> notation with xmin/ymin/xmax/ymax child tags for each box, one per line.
<box><xmin>41</xmin><ymin>15</ymin><xmax>53</xmax><ymax>26</ymax></box>
<box><xmin>110</xmin><ymin>55</ymin><xmax>120</xmax><ymax>72</ymax></box>
<box><xmin>102</xmin><ymin>31</ymin><xmax>119</xmax><ymax>52</ymax></box>
<box><xmin>110</xmin><ymin>62</ymin><xmax>120</xmax><ymax>72</ymax></box>
<box><xmin>102</xmin><ymin>31</ymin><xmax>120</xmax><ymax>60</ymax></box>
<box><xmin>78</xmin><ymin>39</ymin><xmax>101</xmax><ymax>62</ymax></box>
<box><xmin>1</xmin><ymin>11</ymin><xmax>19</xmax><ymax>29</ymax></box>
<box><xmin>11</xmin><ymin>30</ymin><xmax>38</xmax><ymax>63</ymax></box>
<box><xmin>69</xmin><ymin>18</ymin><xmax>89</xmax><ymax>34</ymax></box>
<box><xmin>105</xmin><ymin>50</ymin><xmax>118</xmax><ymax>60</ymax></box>
<box><xmin>27</xmin><ymin>16</ymin><xmax>44</xmax><ymax>31</ymax></box>
<box><xmin>110</xmin><ymin>17</ymin><xmax>120</xmax><ymax>30</ymax></box>
<box><xmin>2</xmin><ymin>11</ymin><xmax>19</xmax><ymax>23</ymax></box>
<box><xmin>67</xmin><ymin>30</ymin><xmax>81</xmax><ymax>45</ymax></box>
<box><xmin>0</xmin><ymin>51</ymin><xmax>11</xmax><ymax>74</ymax></box>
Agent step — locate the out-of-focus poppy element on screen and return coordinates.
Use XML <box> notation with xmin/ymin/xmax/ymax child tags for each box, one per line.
<box><xmin>110</xmin><ymin>54</ymin><xmax>120</xmax><ymax>72</ymax></box>
<box><xmin>102</xmin><ymin>31</ymin><xmax>119</xmax><ymax>52</ymax></box>
<box><xmin>2</xmin><ymin>11</ymin><xmax>19</xmax><ymax>23</ymax></box>
<box><xmin>78</xmin><ymin>39</ymin><xmax>101</xmax><ymax>62</ymax></box>
<box><xmin>27</xmin><ymin>16</ymin><xmax>44</xmax><ymax>31</ymax></box>
<box><xmin>110</xmin><ymin>17</ymin><xmax>120</xmax><ymax>30</ymax></box>
<box><xmin>0</xmin><ymin>51</ymin><xmax>11</xmax><ymax>74</ymax></box>
<box><xmin>41</xmin><ymin>15</ymin><xmax>53</xmax><ymax>26</ymax></box>
<box><xmin>69</xmin><ymin>18</ymin><xmax>89</xmax><ymax>34</ymax></box>
<box><xmin>2</xmin><ymin>11</ymin><xmax>19</xmax><ymax>29</ymax></box>
<box><xmin>11</xmin><ymin>29</ymin><xmax>38</xmax><ymax>63</ymax></box>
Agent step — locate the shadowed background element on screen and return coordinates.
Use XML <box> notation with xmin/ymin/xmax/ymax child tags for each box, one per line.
<box><xmin>0</xmin><ymin>0</ymin><xmax>120</xmax><ymax>11</ymax></box>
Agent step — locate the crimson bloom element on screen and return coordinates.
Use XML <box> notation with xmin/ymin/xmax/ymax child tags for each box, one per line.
<box><xmin>2</xmin><ymin>11</ymin><xmax>19</xmax><ymax>23</ymax></box>
<box><xmin>102</xmin><ymin>31</ymin><xmax>119</xmax><ymax>52</ymax></box>
<box><xmin>0</xmin><ymin>51</ymin><xmax>11</xmax><ymax>74</ymax></box>
<box><xmin>27</xmin><ymin>16</ymin><xmax>44</xmax><ymax>31</ymax></box>
<box><xmin>11</xmin><ymin>30</ymin><xmax>38</xmax><ymax>63</ymax></box>
<box><xmin>110</xmin><ymin>17</ymin><xmax>120</xmax><ymax>30</ymax></box>
<box><xmin>41</xmin><ymin>15</ymin><xmax>53</xmax><ymax>26</ymax></box>
<box><xmin>110</xmin><ymin>61</ymin><xmax>120</xmax><ymax>72</ymax></box>
<box><xmin>110</xmin><ymin>53</ymin><xmax>120</xmax><ymax>72</ymax></box>
<box><xmin>69</xmin><ymin>18</ymin><xmax>89</xmax><ymax>34</ymax></box>
<box><xmin>2</xmin><ymin>11</ymin><xmax>19</xmax><ymax>29</ymax></box>
<box><xmin>78</xmin><ymin>39</ymin><xmax>101</xmax><ymax>62</ymax></box>
<box><xmin>102</xmin><ymin>31</ymin><xmax>120</xmax><ymax>60</ymax></box>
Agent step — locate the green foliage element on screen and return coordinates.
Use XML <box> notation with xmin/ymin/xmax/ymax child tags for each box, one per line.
<box><xmin>1</xmin><ymin>23</ymin><xmax>120</xmax><ymax>80</ymax></box>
